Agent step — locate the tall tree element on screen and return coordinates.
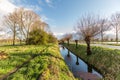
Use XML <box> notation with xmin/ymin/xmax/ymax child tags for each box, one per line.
<box><xmin>15</xmin><ymin>8</ymin><xmax>24</xmax><ymax>44</ymax></box>
<box><xmin>22</xmin><ymin>10</ymin><xmax>40</xmax><ymax>44</ymax></box>
<box><xmin>4</xmin><ymin>10</ymin><xmax>18</xmax><ymax>45</ymax></box>
<box><xmin>76</xmin><ymin>14</ymin><xmax>101</xmax><ymax>55</ymax></box>
<box><xmin>99</xmin><ymin>18</ymin><xmax>110</xmax><ymax>43</ymax></box>
<box><xmin>15</xmin><ymin>8</ymin><xmax>41</xmax><ymax>44</ymax></box>
<box><xmin>4</xmin><ymin>8</ymin><xmax>48</xmax><ymax>45</ymax></box>
<box><xmin>111</xmin><ymin>13</ymin><xmax>120</xmax><ymax>44</ymax></box>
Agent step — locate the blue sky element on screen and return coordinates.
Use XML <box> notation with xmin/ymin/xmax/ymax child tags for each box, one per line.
<box><xmin>7</xmin><ymin>0</ymin><xmax>120</xmax><ymax>35</ymax></box>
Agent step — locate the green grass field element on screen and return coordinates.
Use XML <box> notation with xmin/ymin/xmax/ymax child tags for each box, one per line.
<box><xmin>0</xmin><ymin>44</ymin><xmax>77</xmax><ymax>80</ymax></box>
<box><xmin>63</xmin><ymin>43</ymin><xmax>120</xmax><ymax>80</ymax></box>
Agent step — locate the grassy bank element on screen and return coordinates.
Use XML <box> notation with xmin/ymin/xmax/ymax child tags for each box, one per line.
<box><xmin>0</xmin><ymin>44</ymin><xmax>77</xmax><ymax>80</ymax></box>
<box><xmin>63</xmin><ymin>43</ymin><xmax>120</xmax><ymax>80</ymax></box>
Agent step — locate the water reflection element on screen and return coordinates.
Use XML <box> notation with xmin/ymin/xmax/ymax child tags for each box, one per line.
<box><xmin>76</xmin><ymin>56</ymin><xmax>79</xmax><ymax>65</ymax></box>
<box><xmin>60</xmin><ymin>45</ymin><xmax>103</xmax><ymax>79</ymax></box>
<box><xmin>62</xmin><ymin>46</ymin><xmax>65</xmax><ymax>50</ymax></box>
<box><xmin>88</xmin><ymin>64</ymin><xmax>92</xmax><ymax>73</ymax></box>
<box><xmin>67</xmin><ymin>50</ymin><xmax>70</xmax><ymax>57</ymax></box>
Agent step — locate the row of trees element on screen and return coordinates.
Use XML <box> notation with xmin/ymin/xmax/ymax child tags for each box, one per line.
<box><xmin>3</xmin><ymin>8</ymin><xmax>57</xmax><ymax>45</ymax></box>
<box><xmin>61</xmin><ymin>13</ymin><xmax>120</xmax><ymax>55</ymax></box>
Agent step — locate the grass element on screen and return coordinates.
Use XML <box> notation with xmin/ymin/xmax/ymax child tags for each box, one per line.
<box><xmin>63</xmin><ymin>43</ymin><xmax>120</xmax><ymax>80</ymax></box>
<box><xmin>0</xmin><ymin>44</ymin><xmax>77</xmax><ymax>80</ymax></box>
<box><xmin>0</xmin><ymin>45</ymin><xmax>46</xmax><ymax>78</ymax></box>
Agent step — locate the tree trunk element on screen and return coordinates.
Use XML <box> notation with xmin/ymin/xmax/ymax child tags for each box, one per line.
<box><xmin>26</xmin><ymin>39</ymin><xmax>28</xmax><ymax>45</ymax></box>
<box><xmin>101</xmin><ymin>31</ymin><xmax>103</xmax><ymax>44</ymax></box>
<box><xmin>67</xmin><ymin>40</ymin><xmax>69</xmax><ymax>46</ymax></box>
<box><xmin>87</xmin><ymin>43</ymin><xmax>91</xmax><ymax>55</ymax></box>
<box><xmin>13</xmin><ymin>23</ymin><xmax>16</xmax><ymax>46</ymax></box>
<box><xmin>85</xmin><ymin>37</ymin><xmax>92</xmax><ymax>55</ymax></box>
<box><xmin>85</xmin><ymin>36</ymin><xmax>91</xmax><ymax>55</ymax></box>
<box><xmin>76</xmin><ymin>41</ymin><xmax>77</xmax><ymax>48</ymax></box>
<box><xmin>116</xmin><ymin>29</ymin><xmax>118</xmax><ymax>44</ymax></box>
<box><xmin>75</xmin><ymin>40</ymin><xmax>78</xmax><ymax>49</ymax></box>
<box><xmin>13</xmin><ymin>33</ymin><xmax>15</xmax><ymax>46</ymax></box>
<box><xmin>67</xmin><ymin>50</ymin><xmax>70</xmax><ymax>57</ymax></box>
<box><xmin>26</xmin><ymin>33</ymin><xmax>29</xmax><ymax>45</ymax></box>
<box><xmin>88</xmin><ymin>64</ymin><xmax>92</xmax><ymax>72</ymax></box>
<box><xmin>19</xmin><ymin>39</ymin><xmax>22</xmax><ymax>45</ymax></box>
<box><xmin>76</xmin><ymin>56</ymin><xmax>79</xmax><ymax>65</ymax></box>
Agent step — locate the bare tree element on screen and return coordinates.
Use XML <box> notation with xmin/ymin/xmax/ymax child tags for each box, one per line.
<box><xmin>99</xmin><ymin>18</ymin><xmax>110</xmax><ymax>43</ymax></box>
<box><xmin>111</xmin><ymin>13</ymin><xmax>120</xmax><ymax>44</ymax></box>
<box><xmin>23</xmin><ymin>10</ymin><xmax>40</xmax><ymax>44</ymax></box>
<box><xmin>64</xmin><ymin>33</ymin><xmax>72</xmax><ymax>46</ymax></box>
<box><xmin>76</xmin><ymin>14</ymin><xmax>101</xmax><ymax>55</ymax></box>
<box><xmin>14</xmin><ymin>8</ymin><xmax>43</xmax><ymax>44</ymax></box>
<box><xmin>4</xmin><ymin>8</ymin><xmax>47</xmax><ymax>45</ymax></box>
<box><xmin>73</xmin><ymin>32</ymin><xmax>80</xmax><ymax>48</ymax></box>
<box><xmin>4</xmin><ymin>10</ymin><xmax>18</xmax><ymax>45</ymax></box>
<box><xmin>15</xmin><ymin>8</ymin><xmax>24</xmax><ymax>44</ymax></box>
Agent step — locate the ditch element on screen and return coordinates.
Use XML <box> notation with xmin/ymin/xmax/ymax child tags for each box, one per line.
<box><xmin>59</xmin><ymin>45</ymin><xmax>103</xmax><ymax>80</ymax></box>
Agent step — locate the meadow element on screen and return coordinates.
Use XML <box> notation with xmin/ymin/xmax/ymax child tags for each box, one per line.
<box><xmin>63</xmin><ymin>43</ymin><xmax>120</xmax><ymax>80</ymax></box>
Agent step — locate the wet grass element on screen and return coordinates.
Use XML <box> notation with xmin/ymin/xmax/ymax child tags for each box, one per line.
<box><xmin>0</xmin><ymin>44</ymin><xmax>77</xmax><ymax>80</ymax></box>
<box><xmin>63</xmin><ymin>43</ymin><xmax>120</xmax><ymax>80</ymax></box>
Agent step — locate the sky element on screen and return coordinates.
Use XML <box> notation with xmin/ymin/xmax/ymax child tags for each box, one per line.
<box><xmin>0</xmin><ymin>0</ymin><xmax>120</xmax><ymax>38</ymax></box>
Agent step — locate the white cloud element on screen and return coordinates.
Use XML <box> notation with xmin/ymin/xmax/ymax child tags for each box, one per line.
<box><xmin>53</xmin><ymin>32</ymin><xmax>64</xmax><ymax>39</ymax></box>
<box><xmin>9</xmin><ymin>0</ymin><xmax>27</xmax><ymax>5</ymax></box>
<box><xmin>24</xmin><ymin>5</ymin><xmax>42</xmax><ymax>12</ymax></box>
<box><xmin>45</xmin><ymin>0</ymin><xmax>54</xmax><ymax>8</ymax></box>
<box><xmin>0</xmin><ymin>0</ymin><xmax>17</xmax><ymax>14</ymax></box>
<box><xmin>9</xmin><ymin>0</ymin><xmax>42</xmax><ymax>12</ymax></box>
<box><xmin>0</xmin><ymin>0</ymin><xmax>17</xmax><ymax>24</ymax></box>
<box><xmin>54</xmin><ymin>32</ymin><xmax>64</xmax><ymax>36</ymax></box>
<box><xmin>45</xmin><ymin>0</ymin><xmax>51</xmax><ymax>3</ymax></box>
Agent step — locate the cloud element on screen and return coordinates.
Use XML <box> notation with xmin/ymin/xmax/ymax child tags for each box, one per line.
<box><xmin>23</xmin><ymin>5</ymin><xmax>42</xmax><ymax>12</ymax></box>
<box><xmin>0</xmin><ymin>0</ymin><xmax>17</xmax><ymax>28</ymax></box>
<box><xmin>0</xmin><ymin>0</ymin><xmax>17</xmax><ymax>38</ymax></box>
<box><xmin>53</xmin><ymin>32</ymin><xmax>64</xmax><ymax>39</ymax></box>
<box><xmin>0</xmin><ymin>0</ymin><xmax>17</xmax><ymax>14</ymax></box>
<box><xmin>10</xmin><ymin>0</ymin><xmax>42</xmax><ymax>12</ymax></box>
<box><xmin>9</xmin><ymin>0</ymin><xmax>27</xmax><ymax>5</ymax></box>
<box><xmin>45</xmin><ymin>0</ymin><xmax>51</xmax><ymax>3</ymax></box>
<box><xmin>45</xmin><ymin>0</ymin><xmax>54</xmax><ymax>8</ymax></box>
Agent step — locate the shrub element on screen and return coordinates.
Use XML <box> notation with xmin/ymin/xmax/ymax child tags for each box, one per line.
<box><xmin>27</xmin><ymin>29</ymin><xmax>48</xmax><ymax>45</ymax></box>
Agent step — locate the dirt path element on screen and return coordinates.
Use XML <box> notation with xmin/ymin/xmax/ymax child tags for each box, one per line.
<box><xmin>91</xmin><ymin>44</ymin><xmax>120</xmax><ymax>50</ymax></box>
<box><xmin>77</xmin><ymin>42</ymin><xmax>120</xmax><ymax>50</ymax></box>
